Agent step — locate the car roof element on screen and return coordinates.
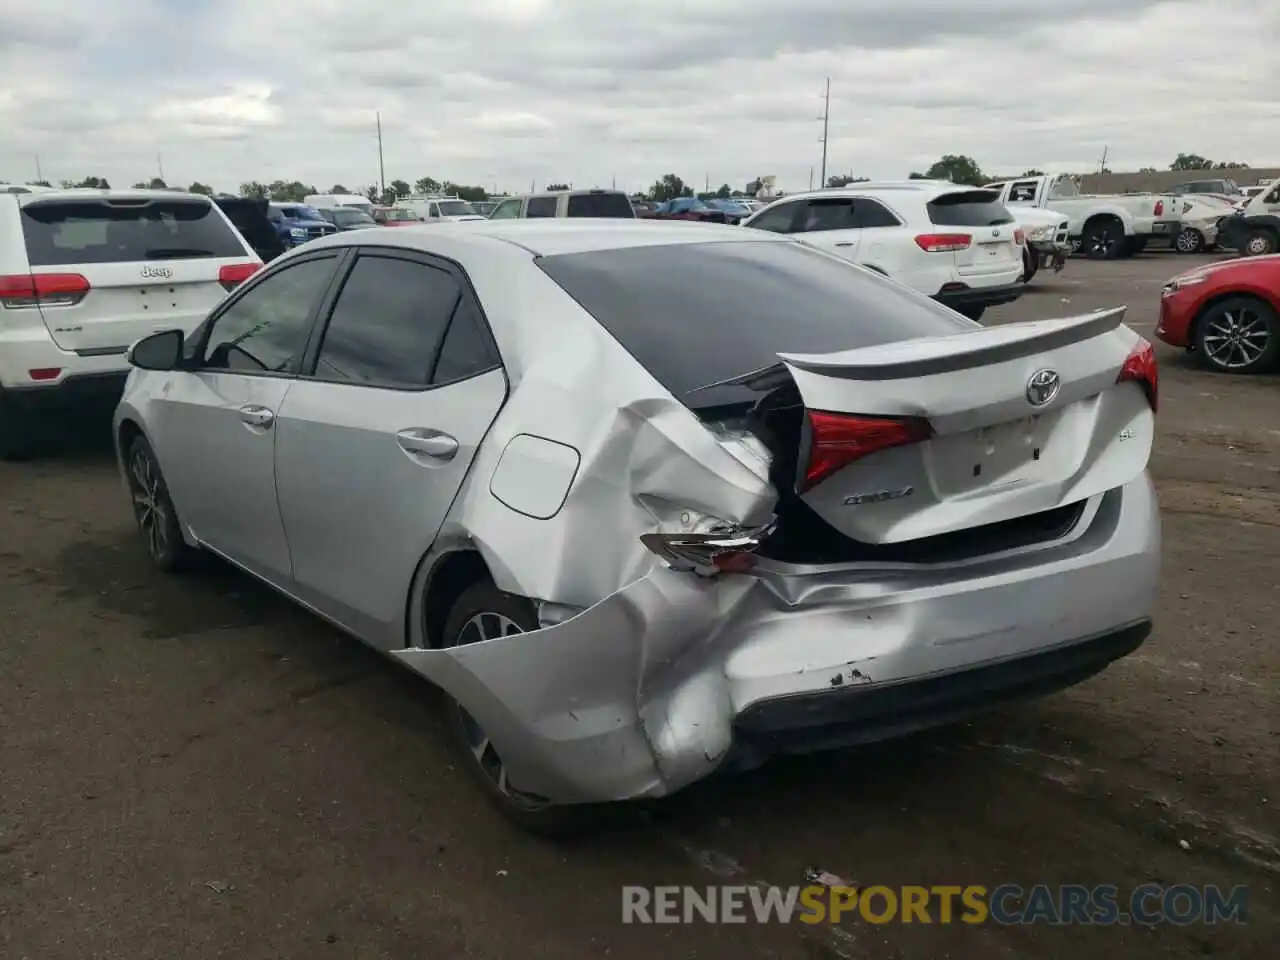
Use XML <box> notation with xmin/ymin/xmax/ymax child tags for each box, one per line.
<box><xmin>760</xmin><ymin>182</ymin><xmax>991</xmax><ymax>205</ymax></box>
<box><xmin>13</xmin><ymin>188</ymin><xmax>213</xmax><ymax>207</ymax></box>
<box><xmin>301</xmin><ymin>218</ymin><xmax>788</xmax><ymax>258</ymax></box>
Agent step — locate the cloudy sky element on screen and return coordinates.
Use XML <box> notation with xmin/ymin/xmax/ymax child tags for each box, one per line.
<box><xmin>1</xmin><ymin>0</ymin><xmax>1276</xmax><ymax>195</ymax></box>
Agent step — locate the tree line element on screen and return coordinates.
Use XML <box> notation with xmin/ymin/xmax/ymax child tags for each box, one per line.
<box><xmin>8</xmin><ymin>154</ymin><xmax>1259</xmax><ymax>202</ymax></box>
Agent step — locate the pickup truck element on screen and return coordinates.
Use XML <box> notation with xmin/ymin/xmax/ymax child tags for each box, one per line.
<box><xmin>984</xmin><ymin>174</ymin><xmax>1182</xmax><ymax>260</ymax></box>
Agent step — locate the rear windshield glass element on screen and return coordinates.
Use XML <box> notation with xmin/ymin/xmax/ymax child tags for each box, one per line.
<box><xmin>565</xmin><ymin>193</ymin><xmax>636</xmax><ymax>218</ymax></box>
<box><xmin>926</xmin><ymin>191</ymin><xmax>1014</xmax><ymax>227</ymax></box>
<box><xmin>537</xmin><ymin>241</ymin><xmax>973</xmax><ymax>406</ymax></box>
<box><xmin>21</xmin><ymin>199</ymin><xmax>245</xmax><ymax>266</ymax></box>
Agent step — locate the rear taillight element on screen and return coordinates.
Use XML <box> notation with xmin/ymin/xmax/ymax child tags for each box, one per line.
<box><xmin>218</xmin><ymin>262</ymin><xmax>261</xmax><ymax>291</ymax></box>
<box><xmin>914</xmin><ymin>233</ymin><xmax>972</xmax><ymax>253</ymax></box>
<box><xmin>1117</xmin><ymin>338</ymin><xmax>1158</xmax><ymax>412</ymax></box>
<box><xmin>1014</xmin><ymin>228</ymin><xmax>1026</xmax><ymax>245</ymax></box>
<box><xmin>0</xmin><ymin>273</ymin><xmax>90</xmax><ymax>309</ymax></box>
<box><xmin>1154</xmin><ymin>200</ymin><xmax>1164</xmax><ymax>217</ymax></box>
<box><xmin>802</xmin><ymin>411</ymin><xmax>933</xmax><ymax>492</ymax></box>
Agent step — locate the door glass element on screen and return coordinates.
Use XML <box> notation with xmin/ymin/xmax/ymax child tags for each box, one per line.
<box><xmin>744</xmin><ymin>202</ymin><xmax>798</xmax><ymax>233</ymax></box>
<box><xmin>854</xmin><ymin>198</ymin><xmax>901</xmax><ymax>228</ymax></box>
<box><xmin>312</xmin><ymin>255</ymin><xmax>460</xmax><ymax>388</ymax></box>
<box><xmin>431</xmin><ymin>298</ymin><xmax>500</xmax><ymax>385</ymax></box>
<box><xmin>525</xmin><ymin>196</ymin><xmax>558</xmax><ymax>218</ymax></box>
<box><xmin>202</xmin><ymin>257</ymin><xmax>336</xmax><ymax>373</ymax></box>
<box><xmin>488</xmin><ymin>199</ymin><xmax>521</xmax><ymax>219</ymax></box>
<box><xmin>798</xmin><ymin>198</ymin><xmax>856</xmax><ymax>232</ymax></box>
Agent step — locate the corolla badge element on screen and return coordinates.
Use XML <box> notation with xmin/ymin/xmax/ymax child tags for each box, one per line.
<box><xmin>1025</xmin><ymin>368</ymin><xmax>1061</xmax><ymax>407</ymax></box>
<box><xmin>140</xmin><ymin>265</ymin><xmax>173</xmax><ymax>280</ymax></box>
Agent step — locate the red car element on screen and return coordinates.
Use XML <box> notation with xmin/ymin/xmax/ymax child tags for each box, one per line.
<box><xmin>1157</xmin><ymin>255</ymin><xmax>1279</xmax><ymax>374</ymax></box>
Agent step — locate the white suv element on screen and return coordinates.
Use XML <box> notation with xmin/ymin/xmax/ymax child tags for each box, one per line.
<box><xmin>486</xmin><ymin>189</ymin><xmax>636</xmax><ymax>219</ymax></box>
<box><xmin>0</xmin><ymin>189</ymin><xmax>262</xmax><ymax>458</ymax></box>
<box><xmin>741</xmin><ymin>182</ymin><xmax>1024</xmax><ymax>320</ymax></box>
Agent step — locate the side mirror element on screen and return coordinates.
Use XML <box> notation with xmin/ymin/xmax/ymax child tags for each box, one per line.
<box><xmin>128</xmin><ymin>329</ymin><xmax>184</xmax><ymax>371</ymax></box>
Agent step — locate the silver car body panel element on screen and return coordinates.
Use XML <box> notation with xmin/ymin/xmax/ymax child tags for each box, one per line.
<box><xmin>114</xmin><ymin>220</ymin><xmax>1161</xmax><ymax>806</ymax></box>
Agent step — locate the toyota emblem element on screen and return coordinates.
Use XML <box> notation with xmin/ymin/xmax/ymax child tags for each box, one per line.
<box><xmin>1025</xmin><ymin>369</ymin><xmax>1061</xmax><ymax>407</ymax></box>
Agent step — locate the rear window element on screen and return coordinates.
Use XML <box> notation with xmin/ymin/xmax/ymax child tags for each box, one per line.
<box><xmin>537</xmin><ymin>241</ymin><xmax>973</xmax><ymax>407</ymax></box>
<box><xmin>21</xmin><ymin>198</ymin><xmax>245</xmax><ymax>266</ymax></box>
<box><xmin>566</xmin><ymin>193</ymin><xmax>636</xmax><ymax>218</ymax></box>
<box><xmin>926</xmin><ymin>191</ymin><xmax>1014</xmax><ymax>227</ymax></box>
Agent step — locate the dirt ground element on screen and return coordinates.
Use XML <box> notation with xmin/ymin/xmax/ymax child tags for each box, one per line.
<box><xmin>1</xmin><ymin>250</ymin><xmax>1276</xmax><ymax>959</ymax></box>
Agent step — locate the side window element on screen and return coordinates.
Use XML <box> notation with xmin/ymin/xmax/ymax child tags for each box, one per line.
<box><xmin>526</xmin><ymin>196</ymin><xmax>558</xmax><ymax>218</ymax></box>
<box><xmin>489</xmin><ymin>198</ymin><xmax>521</xmax><ymax>219</ymax></box>
<box><xmin>854</xmin><ymin>198</ymin><xmax>901</xmax><ymax>228</ymax></box>
<box><xmin>432</xmin><ymin>297</ymin><xmax>499</xmax><ymax>385</ymax></box>
<box><xmin>1009</xmin><ymin>181</ymin><xmax>1038</xmax><ymax>203</ymax></box>
<box><xmin>745</xmin><ymin>202</ymin><xmax>799</xmax><ymax>233</ymax></box>
<box><xmin>797</xmin><ymin>199</ymin><xmax>856</xmax><ymax>232</ymax></box>
<box><xmin>201</xmin><ymin>257</ymin><xmax>336</xmax><ymax>373</ymax></box>
<box><xmin>311</xmin><ymin>255</ymin><xmax>460</xmax><ymax>388</ymax></box>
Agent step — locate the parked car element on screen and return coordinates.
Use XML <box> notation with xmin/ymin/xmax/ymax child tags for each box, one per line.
<box><xmin>304</xmin><ymin>193</ymin><xmax>375</xmax><ymax>216</ymax></box>
<box><xmin>1218</xmin><ymin>180</ymin><xmax>1280</xmax><ymax>256</ymax></box>
<box><xmin>471</xmin><ymin>200</ymin><xmax>499</xmax><ymax>217</ymax></box>
<box><xmin>703</xmin><ymin>198</ymin><xmax>753</xmax><ymax>223</ymax></box>
<box><xmin>985</xmin><ymin>174</ymin><xmax>1182</xmax><ymax>259</ymax></box>
<box><xmin>213</xmin><ymin>196</ymin><xmax>287</xmax><ymax>263</ymax></box>
<box><xmin>0</xmin><ymin>188</ymin><xmax>262</xmax><ymax>458</ymax></box>
<box><xmin>268</xmin><ymin>203</ymin><xmax>339</xmax><ymax>248</ymax></box>
<box><xmin>395</xmin><ymin>196</ymin><xmax>486</xmax><ymax>222</ymax></box>
<box><xmin>113</xmin><ymin>220</ymin><xmax>1159</xmax><ymax>832</ymax></box>
<box><xmin>1157</xmin><ymin>255</ymin><xmax>1279</xmax><ymax>373</ymax></box>
<box><xmin>372</xmin><ymin>206</ymin><xmax>422</xmax><ymax>227</ymax></box>
<box><xmin>1169</xmin><ymin>178</ymin><xmax>1244</xmax><ymax>199</ymax></box>
<box><xmin>1010</xmin><ymin>207</ymin><xmax>1071</xmax><ymax>283</ymax></box>
<box><xmin>630</xmin><ymin>200</ymin><xmax>660</xmax><ymax>218</ymax></box>
<box><xmin>316</xmin><ymin>207</ymin><xmax>379</xmax><ymax>232</ymax></box>
<box><xmin>486</xmin><ymin>189</ymin><xmax>636</xmax><ymax>220</ymax></box>
<box><xmin>652</xmin><ymin>197</ymin><xmax>730</xmax><ymax>223</ymax></box>
<box><xmin>742</xmin><ymin>182</ymin><xmax>1024</xmax><ymax>321</ymax></box>
<box><xmin>1173</xmin><ymin>196</ymin><xmax>1232</xmax><ymax>254</ymax></box>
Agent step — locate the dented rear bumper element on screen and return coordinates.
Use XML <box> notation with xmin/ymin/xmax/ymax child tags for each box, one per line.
<box><xmin>394</xmin><ymin>474</ymin><xmax>1160</xmax><ymax>805</ymax></box>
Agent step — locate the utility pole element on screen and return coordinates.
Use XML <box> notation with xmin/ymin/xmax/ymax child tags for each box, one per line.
<box><xmin>705</xmin><ymin>173</ymin><xmax>710</xmax><ymax>193</ymax></box>
<box><xmin>157</xmin><ymin>153</ymin><xmax>165</xmax><ymax>182</ymax></box>
<box><xmin>376</xmin><ymin>112</ymin><xmax>386</xmax><ymax>196</ymax></box>
<box><xmin>809</xmin><ymin>167</ymin><xmax>814</xmax><ymax>190</ymax></box>
<box><xmin>818</xmin><ymin>77</ymin><xmax>830</xmax><ymax>188</ymax></box>
<box><xmin>34</xmin><ymin>154</ymin><xmax>42</xmax><ymax>182</ymax></box>
<box><xmin>1097</xmin><ymin>145</ymin><xmax>1109</xmax><ymax>175</ymax></box>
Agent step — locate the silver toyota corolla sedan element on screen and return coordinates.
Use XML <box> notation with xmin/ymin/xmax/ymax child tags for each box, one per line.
<box><xmin>113</xmin><ymin>219</ymin><xmax>1161</xmax><ymax>832</ymax></box>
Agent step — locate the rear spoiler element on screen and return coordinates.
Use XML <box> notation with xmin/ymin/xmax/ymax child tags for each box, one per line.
<box><xmin>777</xmin><ymin>307</ymin><xmax>1127</xmax><ymax>381</ymax></box>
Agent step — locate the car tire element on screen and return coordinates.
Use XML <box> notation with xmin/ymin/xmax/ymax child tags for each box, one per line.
<box><xmin>1082</xmin><ymin>217</ymin><xmax>1125</xmax><ymax>260</ymax></box>
<box><xmin>1243</xmin><ymin>228</ymin><xmax>1278</xmax><ymax>257</ymax></box>
<box><xmin>440</xmin><ymin>581</ymin><xmax>594</xmax><ymax>836</ymax></box>
<box><xmin>0</xmin><ymin>396</ymin><xmax>35</xmax><ymax>461</ymax></box>
<box><xmin>1193</xmin><ymin>296</ymin><xmax>1279</xmax><ymax>374</ymax></box>
<box><xmin>1175</xmin><ymin>228</ymin><xmax>1204</xmax><ymax>254</ymax></box>
<box><xmin>1020</xmin><ymin>247</ymin><xmax>1038</xmax><ymax>283</ymax></box>
<box><xmin>124</xmin><ymin>435</ymin><xmax>195</xmax><ymax>572</ymax></box>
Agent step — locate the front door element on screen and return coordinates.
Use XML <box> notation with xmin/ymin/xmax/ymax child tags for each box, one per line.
<box><xmin>791</xmin><ymin>196</ymin><xmax>862</xmax><ymax>262</ymax></box>
<box><xmin>272</xmin><ymin>251</ymin><xmax>507</xmax><ymax>647</ymax></box>
<box><xmin>152</xmin><ymin>253</ymin><xmax>342</xmax><ymax>582</ymax></box>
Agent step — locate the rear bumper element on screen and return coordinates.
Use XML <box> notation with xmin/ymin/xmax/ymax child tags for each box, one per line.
<box><xmin>933</xmin><ymin>281</ymin><xmax>1024</xmax><ymax>311</ymax></box>
<box><xmin>394</xmin><ymin>474</ymin><xmax>1161</xmax><ymax>805</ymax></box>
<box><xmin>1030</xmin><ymin>240</ymin><xmax>1071</xmax><ymax>271</ymax></box>
<box><xmin>1</xmin><ymin>371</ymin><xmax>129</xmax><ymax>412</ymax></box>
<box><xmin>1146</xmin><ymin>220</ymin><xmax>1183</xmax><ymax>244</ymax></box>
<box><xmin>1</xmin><ymin>324</ymin><xmax>132</xmax><ymax>408</ymax></box>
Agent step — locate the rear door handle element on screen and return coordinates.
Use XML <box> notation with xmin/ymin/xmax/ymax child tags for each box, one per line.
<box><xmin>834</xmin><ymin>241</ymin><xmax>855</xmax><ymax>247</ymax></box>
<box><xmin>238</xmin><ymin>404</ymin><xmax>275</xmax><ymax>428</ymax></box>
<box><xmin>397</xmin><ymin>428</ymin><xmax>458</xmax><ymax>462</ymax></box>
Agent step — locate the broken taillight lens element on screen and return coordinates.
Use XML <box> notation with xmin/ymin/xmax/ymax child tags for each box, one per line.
<box><xmin>639</xmin><ymin>524</ymin><xmax>773</xmax><ymax>577</ymax></box>
<box><xmin>802</xmin><ymin>411</ymin><xmax>933</xmax><ymax>493</ymax></box>
<box><xmin>1117</xmin><ymin>337</ymin><xmax>1158</xmax><ymax>412</ymax></box>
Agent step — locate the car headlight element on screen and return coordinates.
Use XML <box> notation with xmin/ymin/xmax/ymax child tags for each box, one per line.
<box><xmin>289</xmin><ymin>226</ymin><xmax>307</xmax><ymax>238</ymax></box>
<box><xmin>1161</xmin><ymin>274</ymin><xmax>1207</xmax><ymax>297</ymax></box>
<box><xmin>1025</xmin><ymin>224</ymin><xmax>1053</xmax><ymax>242</ymax></box>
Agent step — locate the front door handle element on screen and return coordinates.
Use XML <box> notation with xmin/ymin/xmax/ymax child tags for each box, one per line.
<box><xmin>238</xmin><ymin>404</ymin><xmax>275</xmax><ymax>428</ymax></box>
<box><xmin>397</xmin><ymin>428</ymin><xmax>458</xmax><ymax>462</ymax></box>
<box><xmin>833</xmin><ymin>241</ymin><xmax>855</xmax><ymax>247</ymax></box>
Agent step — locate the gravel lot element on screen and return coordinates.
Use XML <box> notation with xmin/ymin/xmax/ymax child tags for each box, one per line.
<box><xmin>1</xmin><ymin>250</ymin><xmax>1276</xmax><ymax>959</ymax></box>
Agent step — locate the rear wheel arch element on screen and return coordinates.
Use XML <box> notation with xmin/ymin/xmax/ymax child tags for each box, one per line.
<box><xmin>117</xmin><ymin>417</ymin><xmax>145</xmax><ymax>457</ymax></box>
<box><xmin>409</xmin><ymin>547</ymin><xmax>498</xmax><ymax>649</ymax></box>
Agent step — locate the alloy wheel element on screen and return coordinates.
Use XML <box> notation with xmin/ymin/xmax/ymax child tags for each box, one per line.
<box><xmin>1202</xmin><ymin>306</ymin><xmax>1271</xmax><ymax>370</ymax></box>
<box><xmin>128</xmin><ymin>446</ymin><xmax>170</xmax><ymax>561</ymax></box>
<box><xmin>453</xmin><ymin>612</ymin><xmax>548</xmax><ymax>810</ymax></box>
<box><xmin>1175</xmin><ymin>228</ymin><xmax>1202</xmax><ymax>254</ymax></box>
<box><xmin>1087</xmin><ymin>226</ymin><xmax>1118</xmax><ymax>258</ymax></box>
<box><xmin>1245</xmin><ymin>234</ymin><xmax>1274</xmax><ymax>256</ymax></box>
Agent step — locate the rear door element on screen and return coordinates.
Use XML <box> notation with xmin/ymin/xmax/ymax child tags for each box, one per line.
<box><xmin>18</xmin><ymin>195</ymin><xmax>258</xmax><ymax>354</ymax></box>
<box><xmin>926</xmin><ymin>189</ymin><xmax>1021</xmax><ymax>285</ymax></box>
<box><xmin>273</xmin><ymin>250</ymin><xmax>507</xmax><ymax>646</ymax></box>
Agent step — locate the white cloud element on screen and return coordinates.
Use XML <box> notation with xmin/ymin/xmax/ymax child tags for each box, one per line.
<box><xmin>0</xmin><ymin>0</ymin><xmax>1275</xmax><ymax>193</ymax></box>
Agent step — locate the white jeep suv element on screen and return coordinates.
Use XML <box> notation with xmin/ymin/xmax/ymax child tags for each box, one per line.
<box><xmin>0</xmin><ymin>189</ymin><xmax>262</xmax><ymax>458</ymax></box>
<box><xmin>742</xmin><ymin>182</ymin><xmax>1024</xmax><ymax>321</ymax></box>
